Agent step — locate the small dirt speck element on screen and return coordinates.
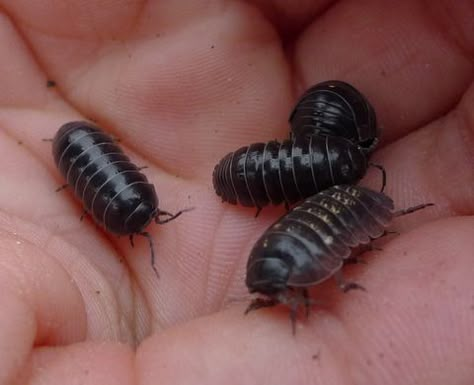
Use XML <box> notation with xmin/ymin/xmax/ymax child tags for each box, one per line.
<box><xmin>312</xmin><ymin>351</ymin><xmax>320</xmax><ymax>360</ymax></box>
<box><xmin>17</xmin><ymin>140</ymin><xmax>23</xmax><ymax>145</ymax></box>
<box><xmin>211</xmin><ymin>44</ymin><xmax>215</xmax><ymax>49</ymax></box>
<box><xmin>96</xmin><ymin>290</ymin><xmax>101</xmax><ymax>295</ymax></box>
<box><xmin>46</xmin><ymin>80</ymin><xmax>56</xmax><ymax>88</ymax></box>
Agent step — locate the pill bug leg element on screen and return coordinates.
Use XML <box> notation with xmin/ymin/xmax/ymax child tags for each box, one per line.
<box><xmin>334</xmin><ymin>270</ymin><xmax>366</xmax><ymax>293</ymax></box>
<box><xmin>343</xmin><ymin>255</ymin><xmax>369</xmax><ymax>265</ymax></box>
<box><xmin>289</xmin><ymin>300</ymin><xmax>298</xmax><ymax>335</ymax></box>
<box><xmin>55</xmin><ymin>184</ymin><xmax>68</xmax><ymax>192</ymax></box>
<box><xmin>286</xmin><ymin>289</ymin><xmax>314</xmax><ymax>335</ymax></box>
<box><xmin>302</xmin><ymin>288</ymin><xmax>311</xmax><ymax>318</ymax></box>
<box><xmin>126</xmin><ymin>231</ymin><xmax>158</xmax><ymax>278</ymax></box>
<box><xmin>79</xmin><ymin>209</ymin><xmax>88</xmax><ymax>222</ymax></box>
<box><xmin>368</xmin><ymin>163</ymin><xmax>386</xmax><ymax>192</ymax></box>
<box><xmin>393</xmin><ymin>203</ymin><xmax>434</xmax><ymax>217</ymax></box>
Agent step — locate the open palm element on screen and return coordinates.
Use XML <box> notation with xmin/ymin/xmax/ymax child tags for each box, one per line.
<box><xmin>0</xmin><ymin>1</ymin><xmax>472</xmax><ymax>384</ymax></box>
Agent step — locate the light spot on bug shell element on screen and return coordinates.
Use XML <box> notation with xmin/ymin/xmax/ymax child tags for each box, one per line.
<box><xmin>324</xmin><ymin>236</ymin><xmax>334</xmax><ymax>245</ymax></box>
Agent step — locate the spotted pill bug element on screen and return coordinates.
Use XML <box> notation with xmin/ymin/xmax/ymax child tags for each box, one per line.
<box><xmin>289</xmin><ymin>80</ymin><xmax>378</xmax><ymax>153</ymax></box>
<box><xmin>212</xmin><ymin>134</ymin><xmax>381</xmax><ymax>216</ymax></box>
<box><xmin>245</xmin><ymin>184</ymin><xmax>433</xmax><ymax>333</ymax></box>
<box><xmin>52</xmin><ymin>121</ymin><xmax>189</xmax><ymax>277</ymax></box>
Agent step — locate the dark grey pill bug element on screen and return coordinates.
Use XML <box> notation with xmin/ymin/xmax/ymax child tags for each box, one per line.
<box><xmin>212</xmin><ymin>134</ymin><xmax>372</xmax><ymax>216</ymax></box>
<box><xmin>52</xmin><ymin>121</ymin><xmax>190</xmax><ymax>277</ymax></box>
<box><xmin>245</xmin><ymin>184</ymin><xmax>433</xmax><ymax>333</ymax></box>
<box><xmin>289</xmin><ymin>80</ymin><xmax>379</xmax><ymax>153</ymax></box>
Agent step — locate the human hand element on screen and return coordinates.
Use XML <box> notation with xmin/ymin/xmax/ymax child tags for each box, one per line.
<box><xmin>0</xmin><ymin>1</ymin><xmax>472</xmax><ymax>384</ymax></box>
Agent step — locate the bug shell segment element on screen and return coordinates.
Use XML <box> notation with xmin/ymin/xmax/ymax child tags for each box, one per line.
<box><xmin>289</xmin><ymin>80</ymin><xmax>378</xmax><ymax>152</ymax></box>
<box><xmin>245</xmin><ymin>185</ymin><xmax>394</xmax><ymax>296</ymax></box>
<box><xmin>52</xmin><ymin>121</ymin><xmax>159</xmax><ymax>235</ymax></box>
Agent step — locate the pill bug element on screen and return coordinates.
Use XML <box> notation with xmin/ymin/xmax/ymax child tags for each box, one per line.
<box><xmin>51</xmin><ymin>121</ymin><xmax>189</xmax><ymax>277</ymax></box>
<box><xmin>289</xmin><ymin>80</ymin><xmax>378</xmax><ymax>153</ymax></box>
<box><xmin>213</xmin><ymin>134</ymin><xmax>378</xmax><ymax>215</ymax></box>
<box><xmin>245</xmin><ymin>184</ymin><xmax>433</xmax><ymax>333</ymax></box>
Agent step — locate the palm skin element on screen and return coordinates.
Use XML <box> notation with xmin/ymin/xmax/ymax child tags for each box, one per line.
<box><xmin>0</xmin><ymin>1</ymin><xmax>472</xmax><ymax>384</ymax></box>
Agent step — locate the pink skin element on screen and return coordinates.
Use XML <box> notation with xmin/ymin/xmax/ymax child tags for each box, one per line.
<box><xmin>0</xmin><ymin>1</ymin><xmax>472</xmax><ymax>384</ymax></box>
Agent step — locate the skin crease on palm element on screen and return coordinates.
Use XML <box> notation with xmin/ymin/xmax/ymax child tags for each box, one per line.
<box><xmin>0</xmin><ymin>0</ymin><xmax>472</xmax><ymax>384</ymax></box>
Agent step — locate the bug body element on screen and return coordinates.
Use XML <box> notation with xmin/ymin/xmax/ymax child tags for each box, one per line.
<box><xmin>289</xmin><ymin>80</ymin><xmax>378</xmax><ymax>152</ymax></box>
<box><xmin>245</xmin><ymin>184</ymin><xmax>433</xmax><ymax>332</ymax></box>
<box><xmin>213</xmin><ymin>135</ymin><xmax>368</xmax><ymax>213</ymax></box>
<box><xmin>52</xmin><ymin>121</ymin><xmax>186</xmax><ymax>277</ymax></box>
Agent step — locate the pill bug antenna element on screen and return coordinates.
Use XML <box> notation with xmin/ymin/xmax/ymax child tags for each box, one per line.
<box><xmin>369</xmin><ymin>163</ymin><xmax>386</xmax><ymax>192</ymax></box>
<box><xmin>244</xmin><ymin>297</ymin><xmax>278</xmax><ymax>315</ymax></box>
<box><xmin>154</xmin><ymin>207</ymin><xmax>194</xmax><ymax>225</ymax></box>
<box><xmin>138</xmin><ymin>232</ymin><xmax>159</xmax><ymax>279</ymax></box>
<box><xmin>128</xmin><ymin>232</ymin><xmax>159</xmax><ymax>278</ymax></box>
<box><xmin>393</xmin><ymin>203</ymin><xmax>435</xmax><ymax>218</ymax></box>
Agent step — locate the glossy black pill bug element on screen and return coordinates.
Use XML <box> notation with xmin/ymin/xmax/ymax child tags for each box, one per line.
<box><xmin>289</xmin><ymin>80</ymin><xmax>379</xmax><ymax>153</ymax></box>
<box><xmin>245</xmin><ymin>184</ymin><xmax>433</xmax><ymax>333</ymax></box>
<box><xmin>51</xmin><ymin>121</ymin><xmax>190</xmax><ymax>277</ymax></box>
<box><xmin>212</xmin><ymin>134</ymin><xmax>381</xmax><ymax>216</ymax></box>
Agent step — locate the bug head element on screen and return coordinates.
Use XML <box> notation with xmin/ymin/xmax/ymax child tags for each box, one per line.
<box><xmin>123</xmin><ymin>200</ymin><xmax>158</xmax><ymax>234</ymax></box>
<box><xmin>246</xmin><ymin>257</ymin><xmax>290</xmax><ymax>296</ymax></box>
<box><xmin>334</xmin><ymin>139</ymin><xmax>369</xmax><ymax>183</ymax></box>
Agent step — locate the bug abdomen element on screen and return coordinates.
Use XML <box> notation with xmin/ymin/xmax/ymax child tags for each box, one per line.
<box><xmin>213</xmin><ymin>136</ymin><xmax>368</xmax><ymax>210</ymax></box>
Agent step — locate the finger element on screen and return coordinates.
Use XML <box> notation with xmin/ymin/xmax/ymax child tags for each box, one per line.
<box><xmin>361</xmin><ymin>81</ymin><xmax>474</xmax><ymax>219</ymax></box>
<box><xmin>138</xmin><ymin>217</ymin><xmax>474</xmax><ymax>385</ymax></box>
<box><xmin>292</xmin><ymin>1</ymin><xmax>474</xmax><ymax>143</ymax></box>
<box><xmin>0</xmin><ymin>210</ymin><xmax>147</xmax><ymax>347</ymax></box>
<box><xmin>0</xmin><ymin>230</ymin><xmax>86</xmax><ymax>383</ymax></box>
<box><xmin>2</xmin><ymin>1</ymin><xmax>293</xmax><ymax>179</ymax></box>
<box><xmin>29</xmin><ymin>343</ymin><xmax>133</xmax><ymax>385</ymax></box>
<box><xmin>249</xmin><ymin>0</ymin><xmax>334</xmax><ymax>36</ymax></box>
